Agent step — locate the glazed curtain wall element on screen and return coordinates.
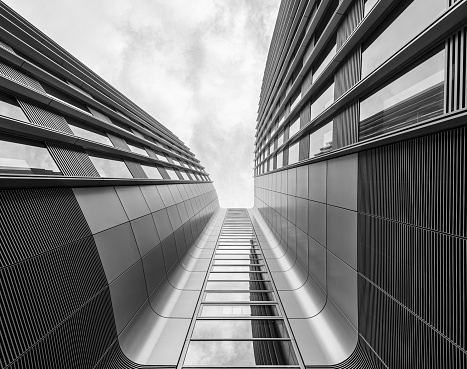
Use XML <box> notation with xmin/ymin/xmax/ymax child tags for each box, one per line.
<box><xmin>0</xmin><ymin>182</ymin><xmax>219</xmax><ymax>369</ymax></box>
<box><xmin>254</xmin><ymin>125</ymin><xmax>467</xmax><ymax>368</ymax></box>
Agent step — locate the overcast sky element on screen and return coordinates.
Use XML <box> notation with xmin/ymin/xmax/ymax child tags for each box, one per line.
<box><xmin>4</xmin><ymin>0</ymin><xmax>280</xmax><ymax>208</ymax></box>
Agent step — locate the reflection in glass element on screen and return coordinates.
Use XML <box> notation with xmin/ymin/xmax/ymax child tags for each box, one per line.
<box><xmin>0</xmin><ymin>136</ymin><xmax>61</xmax><ymax>175</ymax></box>
<box><xmin>165</xmin><ymin>168</ymin><xmax>179</xmax><ymax>180</ymax></box>
<box><xmin>208</xmin><ymin>273</ymin><xmax>267</xmax><ymax>281</ymax></box>
<box><xmin>288</xmin><ymin>142</ymin><xmax>299</xmax><ymax>165</ymax></box>
<box><xmin>289</xmin><ymin>117</ymin><xmax>300</xmax><ymax>137</ymax></box>
<box><xmin>276</xmin><ymin>151</ymin><xmax>283</xmax><ymax>169</ymax></box>
<box><xmin>141</xmin><ymin>164</ymin><xmax>163</xmax><ymax>179</ymax></box>
<box><xmin>364</xmin><ymin>0</ymin><xmax>378</xmax><ymax>16</ymax></box>
<box><xmin>192</xmin><ymin>320</ymin><xmax>288</xmax><ymax>339</ymax></box>
<box><xmin>89</xmin><ymin>155</ymin><xmax>133</xmax><ymax>178</ymax></box>
<box><xmin>69</xmin><ymin>122</ymin><xmax>113</xmax><ymax>146</ymax></box>
<box><xmin>0</xmin><ymin>91</ymin><xmax>29</xmax><ymax>122</ymax></box>
<box><xmin>200</xmin><ymin>304</ymin><xmax>279</xmax><ymax>317</ymax></box>
<box><xmin>360</xmin><ymin>49</ymin><xmax>445</xmax><ymax>139</ymax></box>
<box><xmin>309</xmin><ymin>122</ymin><xmax>333</xmax><ymax>157</ymax></box>
<box><xmin>214</xmin><ymin>259</ymin><xmax>261</xmax><ymax>265</ymax></box>
<box><xmin>184</xmin><ymin>341</ymin><xmax>297</xmax><ymax>365</ymax></box>
<box><xmin>277</xmin><ymin>131</ymin><xmax>284</xmax><ymax>146</ymax></box>
<box><xmin>311</xmin><ymin>83</ymin><xmax>334</xmax><ymax>119</ymax></box>
<box><xmin>212</xmin><ymin>266</ymin><xmax>264</xmax><ymax>272</ymax></box>
<box><xmin>179</xmin><ymin>171</ymin><xmax>189</xmax><ymax>180</ymax></box>
<box><xmin>204</xmin><ymin>292</ymin><xmax>273</xmax><ymax>302</ymax></box>
<box><xmin>127</xmin><ymin>142</ymin><xmax>149</xmax><ymax>156</ymax></box>
<box><xmin>313</xmin><ymin>43</ymin><xmax>337</xmax><ymax>83</ymax></box>
<box><xmin>361</xmin><ymin>0</ymin><xmax>445</xmax><ymax>78</ymax></box>
<box><xmin>216</xmin><ymin>250</ymin><xmax>260</xmax><ymax>254</ymax></box>
<box><xmin>206</xmin><ymin>281</ymin><xmax>272</xmax><ymax>290</ymax></box>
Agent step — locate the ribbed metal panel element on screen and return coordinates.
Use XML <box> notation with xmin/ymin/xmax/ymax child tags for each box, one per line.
<box><xmin>0</xmin><ymin>39</ymin><xmax>15</xmax><ymax>53</ymax></box>
<box><xmin>0</xmin><ymin>61</ymin><xmax>46</xmax><ymax>93</ymax></box>
<box><xmin>359</xmin><ymin>126</ymin><xmax>466</xmax><ymax>237</ymax></box>
<box><xmin>284</xmin><ymin>124</ymin><xmax>290</xmax><ymax>142</ymax></box>
<box><xmin>107</xmin><ymin>132</ymin><xmax>131</xmax><ymax>150</ymax></box>
<box><xmin>17</xmin><ymin>100</ymin><xmax>73</xmax><ymax>134</ymax></box>
<box><xmin>333</xmin><ymin>102</ymin><xmax>359</xmax><ymax>148</ymax></box>
<box><xmin>0</xmin><ymin>188</ymin><xmax>92</xmax><ymax>268</ymax></box>
<box><xmin>336</xmin><ymin>0</ymin><xmax>364</xmax><ymax>50</ymax></box>
<box><xmin>145</xmin><ymin>147</ymin><xmax>158</xmax><ymax>159</ymax></box>
<box><xmin>301</xmin><ymin>69</ymin><xmax>313</xmax><ymax>95</ymax></box>
<box><xmin>124</xmin><ymin>160</ymin><xmax>147</xmax><ymax>178</ymax></box>
<box><xmin>0</xmin><ymin>237</ymin><xmax>108</xmax><ymax>368</ymax></box>
<box><xmin>300</xmin><ymin>102</ymin><xmax>311</xmax><ymax>129</ymax></box>
<box><xmin>298</xmin><ymin>134</ymin><xmax>310</xmax><ymax>161</ymax></box>
<box><xmin>47</xmin><ymin>143</ymin><xmax>100</xmax><ymax>177</ymax></box>
<box><xmin>94</xmin><ymin>342</ymin><xmax>142</xmax><ymax>369</ymax></box>
<box><xmin>158</xmin><ymin>166</ymin><xmax>170</xmax><ymax>179</ymax></box>
<box><xmin>331</xmin><ymin>340</ymin><xmax>386</xmax><ymax>368</ymax></box>
<box><xmin>446</xmin><ymin>25</ymin><xmax>467</xmax><ymax>113</ymax></box>
<box><xmin>88</xmin><ymin>106</ymin><xmax>113</xmax><ymax>125</ymax></box>
<box><xmin>335</xmin><ymin>48</ymin><xmax>361</xmax><ymax>99</ymax></box>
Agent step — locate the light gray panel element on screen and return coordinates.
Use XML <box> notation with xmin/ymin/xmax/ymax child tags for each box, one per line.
<box><xmin>140</xmin><ymin>185</ymin><xmax>165</xmax><ymax>212</ymax></box>
<box><xmin>296</xmin><ymin>197</ymin><xmax>308</xmax><ymax>233</ymax></box>
<box><xmin>131</xmin><ymin>214</ymin><xmax>160</xmax><ymax>257</ymax></box>
<box><xmin>327</xmin><ymin>252</ymin><xmax>358</xmax><ymax>328</ymax></box>
<box><xmin>327</xmin><ymin>205</ymin><xmax>357</xmax><ymax>269</ymax></box>
<box><xmin>177</xmin><ymin>184</ymin><xmax>189</xmax><ymax>201</ymax></box>
<box><xmin>109</xmin><ymin>261</ymin><xmax>147</xmax><ymax>334</ymax></box>
<box><xmin>287</xmin><ymin>195</ymin><xmax>296</xmax><ymax>225</ymax></box>
<box><xmin>168</xmin><ymin>185</ymin><xmax>183</xmax><ymax>204</ymax></box>
<box><xmin>296</xmin><ymin>165</ymin><xmax>308</xmax><ymax>199</ymax></box>
<box><xmin>308</xmin><ymin>236</ymin><xmax>326</xmax><ymax>290</ymax></box>
<box><xmin>93</xmin><ymin>222</ymin><xmax>141</xmax><ymax>283</ymax></box>
<box><xmin>142</xmin><ymin>245</ymin><xmax>166</xmax><ymax>294</ymax></box>
<box><xmin>73</xmin><ymin>187</ymin><xmax>128</xmax><ymax>234</ymax></box>
<box><xmin>185</xmin><ymin>199</ymin><xmax>195</xmax><ymax>219</ymax></box>
<box><xmin>174</xmin><ymin>227</ymin><xmax>187</xmax><ymax>257</ymax></box>
<box><xmin>158</xmin><ymin>185</ymin><xmax>176</xmax><ymax>207</ymax></box>
<box><xmin>327</xmin><ymin>153</ymin><xmax>358</xmax><ymax>210</ymax></box>
<box><xmin>115</xmin><ymin>186</ymin><xmax>151</xmax><ymax>220</ymax></box>
<box><xmin>308</xmin><ymin>161</ymin><xmax>326</xmax><ymax>202</ymax></box>
<box><xmin>162</xmin><ymin>234</ymin><xmax>178</xmax><ymax>271</ymax></box>
<box><xmin>281</xmin><ymin>170</ymin><xmax>287</xmax><ymax>193</ymax></box>
<box><xmin>177</xmin><ymin>202</ymin><xmax>189</xmax><ymax>224</ymax></box>
<box><xmin>287</xmin><ymin>167</ymin><xmax>297</xmax><ymax>196</ymax></box>
<box><xmin>153</xmin><ymin>209</ymin><xmax>174</xmax><ymax>242</ymax></box>
<box><xmin>167</xmin><ymin>205</ymin><xmax>183</xmax><ymax>231</ymax></box>
<box><xmin>308</xmin><ymin>200</ymin><xmax>326</xmax><ymax>246</ymax></box>
<box><xmin>296</xmin><ymin>227</ymin><xmax>308</xmax><ymax>270</ymax></box>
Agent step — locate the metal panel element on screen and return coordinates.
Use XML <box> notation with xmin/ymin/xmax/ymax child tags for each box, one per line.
<box><xmin>130</xmin><ymin>214</ymin><xmax>160</xmax><ymax>256</ymax></box>
<box><xmin>333</xmin><ymin>102</ymin><xmax>359</xmax><ymax>149</ymax></box>
<box><xmin>123</xmin><ymin>160</ymin><xmax>146</xmax><ymax>178</ymax></box>
<box><xmin>115</xmin><ymin>185</ymin><xmax>150</xmax><ymax>220</ymax></box>
<box><xmin>327</xmin><ymin>153</ymin><xmax>358</xmax><ymax>211</ymax></box>
<box><xmin>18</xmin><ymin>100</ymin><xmax>73</xmax><ymax>134</ymax></box>
<box><xmin>47</xmin><ymin>142</ymin><xmax>100</xmax><ymax>177</ymax></box>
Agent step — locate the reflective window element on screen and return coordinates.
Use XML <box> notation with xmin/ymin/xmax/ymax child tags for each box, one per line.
<box><xmin>215</xmin><ymin>259</ymin><xmax>261</xmax><ymax>265</ymax></box>
<box><xmin>200</xmin><ymin>304</ymin><xmax>279</xmax><ymax>317</ymax></box>
<box><xmin>128</xmin><ymin>142</ymin><xmax>148</xmax><ymax>156</ymax></box>
<box><xmin>0</xmin><ymin>135</ymin><xmax>61</xmax><ymax>175</ymax></box>
<box><xmin>311</xmin><ymin>82</ymin><xmax>334</xmax><ymax>119</ymax></box>
<box><xmin>289</xmin><ymin>117</ymin><xmax>300</xmax><ymax>137</ymax></box>
<box><xmin>165</xmin><ymin>168</ymin><xmax>179</xmax><ymax>180</ymax></box>
<box><xmin>309</xmin><ymin>122</ymin><xmax>333</xmax><ymax>157</ymax></box>
<box><xmin>277</xmin><ymin>131</ymin><xmax>284</xmax><ymax>147</ymax></box>
<box><xmin>361</xmin><ymin>0</ymin><xmax>445</xmax><ymax>78</ymax></box>
<box><xmin>69</xmin><ymin>122</ymin><xmax>113</xmax><ymax>146</ymax></box>
<box><xmin>206</xmin><ymin>281</ymin><xmax>272</xmax><ymax>290</ymax></box>
<box><xmin>192</xmin><ymin>320</ymin><xmax>288</xmax><ymax>339</ymax></box>
<box><xmin>216</xmin><ymin>250</ymin><xmax>260</xmax><ymax>254</ymax></box>
<box><xmin>208</xmin><ymin>273</ymin><xmax>267</xmax><ymax>281</ymax></box>
<box><xmin>157</xmin><ymin>153</ymin><xmax>168</xmax><ymax>162</ymax></box>
<box><xmin>204</xmin><ymin>292</ymin><xmax>273</xmax><ymax>302</ymax></box>
<box><xmin>312</xmin><ymin>42</ymin><xmax>337</xmax><ymax>83</ymax></box>
<box><xmin>364</xmin><ymin>0</ymin><xmax>378</xmax><ymax>16</ymax></box>
<box><xmin>290</xmin><ymin>91</ymin><xmax>301</xmax><ymax>111</ymax></box>
<box><xmin>184</xmin><ymin>340</ymin><xmax>297</xmax><ymax>366</ymax></box>
<box><xmin>360</xmin><ymin>48</ymin><xmax>445</xmax><ymax>139</ymax></box>
<box><xmin>179</xmin><ymin>171</ymin><xmax>189</xmax><ymax>180</ymax></box>
<box><xmin>141</xmin><ymin>164</ymin><xmax>163</xmax><ymax>179</ymax></box>
<box><xmin>276</xmin><ymin>151</ymin><xmax>283</xmax><ymax>169</ymax></box>
<box><xmin>89</xmin><ymin>155</ymin><xmax>132</xmax><ymax>178</ymax></box>
<box><xmin>212</xmin><ymin>266</ymin><xmax>264</xmax><ymax>272</ymax></box>
<box><xmin>0</xmin><ymin>92</ymin><xmax>29</xmax><ymax>122</ymax></box>
<box><xmin>288</xmin><ymin>142</ymin><xmax>299</xmax><ymax>165</ymax></box>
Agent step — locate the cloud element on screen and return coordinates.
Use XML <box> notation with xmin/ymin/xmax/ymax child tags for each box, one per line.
<box><xmin>3</xmin><ymin>0</ymin><xmax>280</xmax><ymax>208</ymax></box>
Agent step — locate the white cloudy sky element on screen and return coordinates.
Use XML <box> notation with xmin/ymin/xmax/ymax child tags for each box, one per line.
<box><xmin>4</xmin><ymin>0</ymin><xmax>280</xmax><ymax>208</ymax></box>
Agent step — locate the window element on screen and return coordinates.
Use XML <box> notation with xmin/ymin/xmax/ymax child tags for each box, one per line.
<box><xmin>361</xmin><ymin>0</ymin><xmax>445</xmax><ymax>78</ymax></box>
<box><xmin>364</xmin><ymin>0</ymin><xmax>378</xmax><ymax>16</ymax></box>
<box><xmin>191</xmin><ymin>320</ymin><xmax>288</xmax><ymax>339</ymax></box>
<box><xmin>288</xmin><ymin>142</ymin><xmax>299</xmax><ymax>165</ymax></box>
<box><xmin>66</xmin><ymin>80</ymin><xmax>92</xmax><ymax>98</ymax></box>
<box><xmin>157</xmin><ymin>153</ymin><xmax>168</xmax><ymax>162</ymax></box>
<box><xmin>127</xmin><ymin>142</ymin><xmax>149</xmax><ymax>156</ymax></box>
<box><xmin>0</xmin><ymin>135</ymin><xmax>61</xmax><ymax>175</ymax></box>
<box><xmin>42</xmin><ymin>83</ymin><xmax>90</xmax><ymax>112</ymax></box>
<box><xmin>309</xmin><ymin>122</ymin><xmax>333</xmax><ymax>157</ymax></box>
<box><xmin>141</xmin><ymin>164</ymin><xmax>163</xmax><ymax>179</ymax></box>
<box><xmin>276</xmin><ymin>151</ymin><xmax>283</xmax><ymax>169</ymax></box>
<box><xmin>360</xmin><ymin>48</ymin><xmax>445</xmax><ymax>139</ymax></box>
<box><xmin>277</xmin><ymin>131</ymin><xmax>284</xmax><ymax>147</ymax></box>
<box><xmin>179</xmin><ymin>171</ymin><xmax>189</xmax><ymax>180</ymax></box>
<box><xmin>69</xmin><ymin>121</ymin><xmax>113</xmax><ymax>146</ymax></box>
<box><xmin>290</xmin><ymin>90</ymin><xmax>301</xmax><ymax>111</ymax></box>
<box><xmin>165</xmin><ymin>168</ymin><xmax>179</xmax><ymax>180</ymax></box>
<box><xmin>0</xmin><ymin>91</ymin><xmax>29</xmax><ymax>122</ymax></box>
<box><xmin>311</xmin><ymin>82</ymin><xmax>334</xmax><ymax>118</ymax></box>
<box><xmin>89</xmin><ymin>155</ymin><xmax>132</xmax><ymax>178</ymax></box>
<box><xmin>289</xmin><ymin>116</ymin><xmax>300</xmax><ymax>137</ymax></box>
<box><xmin>312</xmin><ymin>41</ymin><xmax>337</xmax><ymax>83</ymax></box>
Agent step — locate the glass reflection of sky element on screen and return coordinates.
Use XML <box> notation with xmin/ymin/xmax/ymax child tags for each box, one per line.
<box><xmin>128</xmin><ymin>143</ymin><xmax>149</xmax><ymax>157</ymax></box>
<box><xmin>69</xmin><ymin>123</ymin><xmax>113</xmax><ymax>146</ymax></box>
<box><xmin>206</xmin><ymin>281</ymin><xmax>271</xmax><ymax>290</ymax></box>
<box><xmin>212</xmin><ymin>266</ymin><xmax>264</xmax><ymax>272</ymax></box>
<box><xmin>89</xmin><ymin>155</ymin><xmax>133</xmax><ymax>178</ymax></box>
<box><xmin>204</xmin><ymin>292</ymin><xmax>273</xmax><ymax>302</ymax></box>
<box><xmin>200</xmin><ymin>305</ymin><xmax>279</xmax><ymax>317</ymax></box>
<box><xmin>141</xmin><ymin>164</ymin><xmax>163</xmax><ymax>179</ymax></box>
<box><xmin>0</xmin><ymin>95</ymin><xmax>29</xmax><ymax>122</ymax></box>
<box><xmin>191</xmin><ymin>320</ymin><xmax>288</xmax><ymax>339</ymax></box>
<box><xmin>208</xmin><ymin>273</ymin><xmax>267</xmax><ymax>281</ymax></box>
<box><xmin>311</xmin><ymin>83</ymin><xmax>335</xmax><ymax>119</ymax></box>
<box><xmin>216</xmin><ymin>250</ymin><xmax>260</xmax><ymax>254</ymax></box>
<box><xmin>313</xmin><ymin>43</ymin><xmax>337</xmax><ymax>83</ymax></box>
<box><xmin>309</xmin><ymin>122</ymin><xmax>333</xmax><ymax>157</ymax></box>
<box><xmin>214</xmin><ymin>259</ymin><xmax>261</xmax><ymax>265</ymax></box>
<box><xmin>165</xmin><ymin>168</ymin><xmax>179</xmax><ymax>180</ymax></box>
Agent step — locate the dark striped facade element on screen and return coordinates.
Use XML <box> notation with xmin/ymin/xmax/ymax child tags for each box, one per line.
<box><xmin>254</xmin><ymin>0</ymin><xmax>467</xmax><ymax>367</ymax></box>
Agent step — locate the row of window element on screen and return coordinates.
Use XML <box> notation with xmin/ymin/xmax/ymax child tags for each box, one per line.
<box><xmin>255</xmin><ymin>0</ymin><xmax>449</xmax><ymax>174</ymax></box>
<box><xmin>0</xmin><ymin>90</ymin><xmax>206</xmax><ymax>174</ymax></box>
<box><xmin>0</xmin><ymin>38</ymin><xmax>194</xmax><ymax>161</ymax></box>
<box><xmin>0</xmin><ymin>134</ymin><xmax>209</xmax><ymax>181</ymax></box>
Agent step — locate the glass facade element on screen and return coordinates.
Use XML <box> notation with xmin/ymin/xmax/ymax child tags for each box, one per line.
<box><xmin>88</xmin><ymin>155</ymin><xmax>133</xmax><ymax>178</ymax></box>
<box><xmin>0</xmin><ymin>91</ymin><xmax>29</xmax><ymax>122</ymax></box>
<box><xmin>309</xmin><ymin>122</ymin><xmax>333</xmax><ymax>157</ymax></box>
<box><xmin>141</xmin><ymin>164</ymin><xmax>163</xmax><ymax>179</ymax></box>
<box><xmin>69</xmin><ymin>122</ymin><xmax>113</xmax><ymax>146</ymax></box>
<box><xmin>311</xmin><ymin>82</ymin><xmax>334</xmax><ymax>119</ymax></box>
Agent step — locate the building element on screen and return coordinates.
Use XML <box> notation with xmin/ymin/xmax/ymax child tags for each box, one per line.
<box><xmin>0</xmin><ymin>0</ymin><xmax>466</xmax><ymax>368</ymax></box>
<box><xmin>253</xmin><ymin>0</ymin><xmax>467</xmax><ymax>367</ymax></box>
